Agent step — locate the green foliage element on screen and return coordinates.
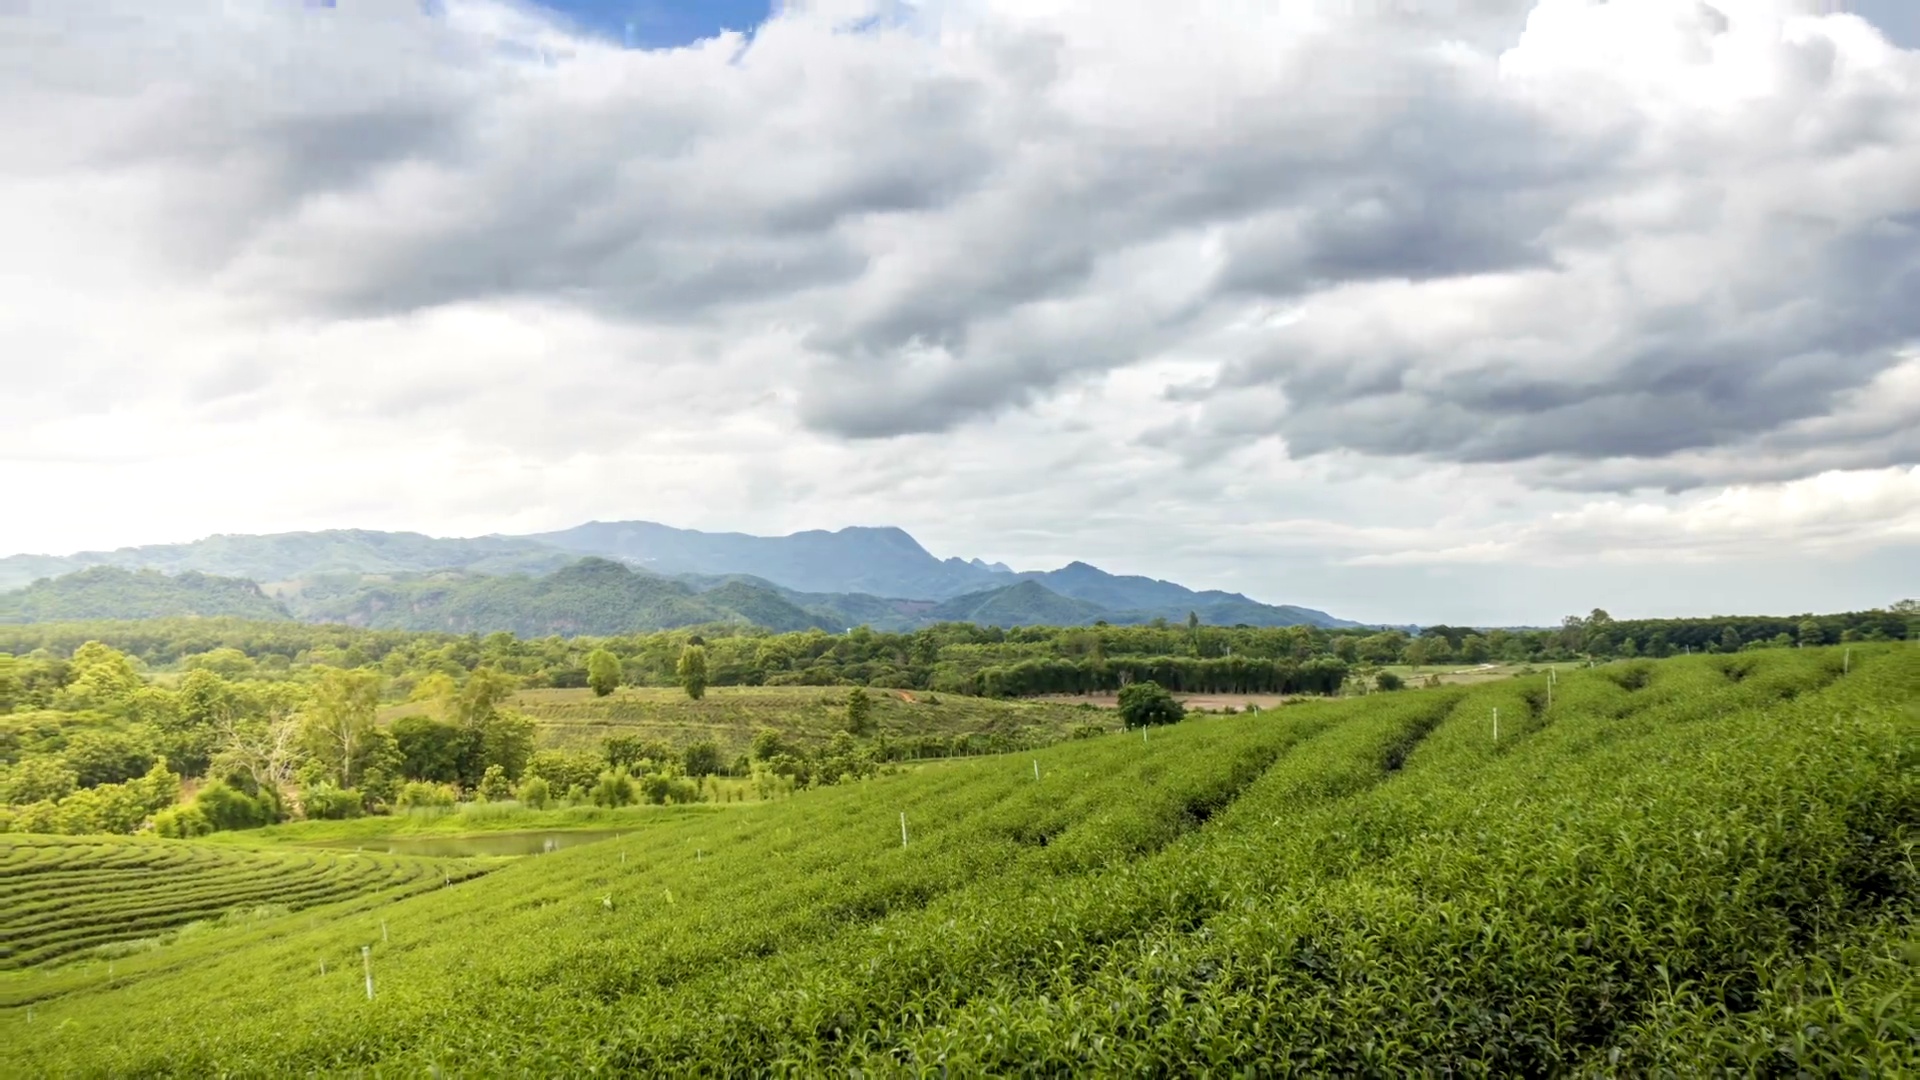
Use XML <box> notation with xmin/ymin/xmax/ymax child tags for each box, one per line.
<box><xmin>844</xmin><ymin>685</ymin><xmax>873</xmax><ymax>735</ymax></box>
<box><xmin>192</xmin><ymin>780</ymin><xmax>278</xmax><ymax>832</ymax></box>
<box><xmin>516</xmin><ymin>775</ymin><xmax>551</xmax><ymax>809</ymax></box>
<box><xmin>1375</xmin><ymin>670</ymin><xmax>1406</xmax><ymax>691</ymax></box>
<box><xmin>681</xmin><ymin>741</ymin><xmax>724</xmax><ymax>778</ymax></box>
<box><xmin>394</xmin><ymin>781</ymin><xmax>457</xmax><ymax>811</ymax></box>
<box><xmin>1116</xmin><ymin>680</ymin><xmax>1184</xmax><ymax>729</ymax></box>
<box><xmin>591</xmin><ymin>768</ymin><xmax>637</xmax><ymax>808</ymax></box>
<box><xmin>585</xmin><ymin>648</ymin><xmax>621</xmax><ymax>697</ymax></box>
<box><xmin>476</xmin><ymin>764</ymin><xmax>514</xmax><ymax>803</ymax></box>
<box><xmin>677</xmin><ymin>644</ymin><xmax>708</xmax><ymax>701</ymax></box>
<box><xmin>0</xmin><ymin>567</ymin><xmax>290</xmax><ymax>624</ymax></box>
<box><xmin>300</xmin><ymin>785</ymin><xmax>363</xmax><ymax>821</ymax></box>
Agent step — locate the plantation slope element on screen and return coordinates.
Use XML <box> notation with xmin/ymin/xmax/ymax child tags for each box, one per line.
<box><xmin>4</xmin><ymin>646</ymin><xmax>1915</xmax><ymax>1077</ymax></box>
<box><xmin>425</xmin><ymin>684</ymin><xmax>1113</xmax><ymax>757</ymax></box>
<box><xmin>0</xmin><ymin>835</ymin><xmax>491</xmax><ymax>973</ymax></box>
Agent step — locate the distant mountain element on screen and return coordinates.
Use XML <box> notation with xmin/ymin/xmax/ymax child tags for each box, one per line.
<box><xmin>0</xmin><ymin>567</ymin><xmax>292</xmax><ymax>624</ymax></box>
<box><xmin>0</xmin><ymin>520</ymin><xmax>1357</xmax><ymax>630</ymax></box>
<box><xmin>924</xmin><ymin>581</ymin><xmax>1109</xmax><ymax>628</ymax></box>
<box><xmin>0</xmin><ymin>529</ymin><xmax>569</xmax><ymax>592</ymax></box>
<box><xmin>526</xmin><ymin>521</ymin><xmax>1008</xmax><ymax>599</ymax></box>
<box><xmin>277</xmin><ymin>558</ymin><xmax>835</xmax><ymax>636</ymax></box>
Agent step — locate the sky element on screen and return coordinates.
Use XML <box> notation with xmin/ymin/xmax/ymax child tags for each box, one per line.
<box><xmin>1</xmin><ymin>0</ymin><xmax>1916</xmax><ymax>626</ymax></box>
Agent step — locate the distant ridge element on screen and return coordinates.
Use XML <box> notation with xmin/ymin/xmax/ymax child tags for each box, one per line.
<box><xmin>0</xmin><ymin>520</ymin><xmax>1358</xmax><ymax>631</ymax></box>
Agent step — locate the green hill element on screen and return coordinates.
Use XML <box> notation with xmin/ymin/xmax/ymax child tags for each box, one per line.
<box><xmin>280</xmin><ymin>558</ymin><xmax>832</xmax><ymax>636</ymax></box>
<box><xmin>6</xmin><ymin>645</ymin><xmax>1912</xmax><ymax>1075</ymax></box>
<box><xmin>925</xmin><ymin>580</ymin><xmax>1109</xmax><ymax>627</ymax></box>
<box><xmin>0</xmin><ymin>567</ymin><xmax>291</xmax><ymax>624</ymax></box>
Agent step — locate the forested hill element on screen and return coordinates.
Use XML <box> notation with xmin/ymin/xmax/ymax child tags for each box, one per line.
<box><xmin>0</xmin><ymin>522</ymin><xmax>1354</xmax><ymax>629</ymax></box>
<box><xmin>0</xmin><ymin>559</ymin><xmax>1355</xmax><ymax>635</ymax></box>
<box><xmin>0</xmin><ymin>567</ymin><xmax>290</xmax><ymax>624</ymax></box>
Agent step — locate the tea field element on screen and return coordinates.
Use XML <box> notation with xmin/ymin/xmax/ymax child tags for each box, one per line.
<box><xmin>4</xmin><ymin>645</ymin><xmax>1914</xmax><ymax>1076</ymax></box>
<box><xmin>0</xmin><ymin>835</ymin><xmax>492</xmax><ymax>973</ymax></box>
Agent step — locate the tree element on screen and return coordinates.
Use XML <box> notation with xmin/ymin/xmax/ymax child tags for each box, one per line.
<box><xmin>1720</xmin><ymin>627</ymin><xmax>1741</xmax><ymax>653</ymax></box>
<box><xmin>477</xmin><ymin>764</ymin><xmax>514</xmax><ymax>802</ymax></box>
<box><xmin>1375</xmin><ymin>671</ymin><xmax>1406</xmax><ymax>692</ymax></box>
<box><xmin>1117</xmin><ymin>680</ymin><xmax>1184</xmax><ymax>729</ymax></box>
<box><xmin>517</xmin><ymin>775</ymin><xmax>552</xmax><ymax>809</ymax></box>
<box><xmin>303</xmin><ymin>667</ymin><xmax>382</xmax><ymax>789</ymax></box>
<box><xmin>682</xmin><ymin>741</ymin><xmax>724</xmax><ymax>778</ymax></box>
<box><xmin>1797</xmin><ymin>619</ymin><xmax>1826</xmax><ymax>646</ymax></box>
<box><xmin>677</xmin><ymin>645</ymin><xmax>708</xmax><ymax>701</ymax></box>
<box><xmin>586</xmin><ymin>648</ymin><xmax>621</xmax><ymax>698</ymax></box>
<box><xmin>62</xmin><ymin>729</ymin><xmax>156</xmax><ymax>789</ymax></box>
<box><xmin>844</xmin><ymin>686</ymin><xmax>873</xmax><ymax>735</ymax></box>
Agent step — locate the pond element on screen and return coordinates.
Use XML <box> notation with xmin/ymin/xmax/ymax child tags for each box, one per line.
<box><xmin>306</xmin><ymin>828</ymin><xmax>634</xmax><ymax>858</ymax></box>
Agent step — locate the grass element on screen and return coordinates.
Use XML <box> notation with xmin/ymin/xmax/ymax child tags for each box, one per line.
<box><xmin>382</xmin><ymin>684</ymin><xmax>1113</xmax><ymax>757</ymax></box>
<box><xmin>4</xmin><ymin>645</ymin><xmax>1914</xmax><ymax>1075</ymax></box>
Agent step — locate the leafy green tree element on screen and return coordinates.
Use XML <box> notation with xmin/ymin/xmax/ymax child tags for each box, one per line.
<box><xmin>844</xmin><ymin>686</ymin><xmax>874</xmax><ymax>735</ymax></box>
<box><xmin>303</xmin><ymin>666</ymin><xmax>382</xmax><ymax>788</ymax></box>
<box><xmin>477</xmin><ymin>764</ymin><xmax>514</xmax><ymax>802</ymax></box>
<box><xmin>392</xmin><ymin>715</ymin><xmax>463</xmax><ymax>783</ymax></box>
<box><xmin>1375</xmin><ymin>671</ymin><xmax>1406</xmax><ymax>692</ymax></box>
<box><xmin>1797</xmin><ymin>619</ymin><xmax>1826</xmax><ymax>646</ymax></box>
<box><xmin>677</xmin><ymin>644</ymin><xmax>708</xmax><ymax>701</ymax></box>
<box><xmin>749</xmin><ymin>727</ymin><xmax>787</xmax><ymax>762</ymax></box>
<box><xmin>61</xmin><ymin>729</ymin><xmax>156</xmax><ymax>789</ymax></box>
<box><xmin>1117</xmin><ymin>681</ymin><xmax>1184</xmax><ymax>729</ymax></box>
<box><xmin>682</xmin><ymin>741</ymin><xmax>724</xmax><ymax>778</ymax></box>
<box><xmin>517</xmin><ymin>775</ymin><xmax>551</xmax><ymax>809</ymax></box>
<box><xmin>2</xmin><ymin>755</ymin><xmax>78</xmax><ymax>804</ymax></box>
<box><xmin>1720</xmin><ymin>627</ymin><xmax>1741</xmax><ymax>653</ymax></box>
<box><xmin>586</xmin><ymin>648</ymin><xmax>621</xmax><ymax>697</ymax></box>
<box><xmin>592</xmin><ymin>768</ymin><xmax>637</xmax><ymax>808</ymax></box>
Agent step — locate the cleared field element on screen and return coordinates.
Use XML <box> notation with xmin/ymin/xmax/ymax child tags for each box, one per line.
<box><xmin>382</xmin><ymin>684</ymin><xmax>1113</xmax><ymax>755</ymax></box>
<box><xmin>6</xmin><ymin>646</ymin><xmax>1914</xmax><ymax>1075</ymax></box>
<box><xmin>0</xmin><ymin>834</ymin><xmax>491</xmax><ymax>971</ymax></box>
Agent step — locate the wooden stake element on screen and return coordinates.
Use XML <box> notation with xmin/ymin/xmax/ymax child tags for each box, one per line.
<box><xmin>900</xmin><ymin>812</ymin><xmax>908</xmax><ymax>848</ymax></box>
<box><xmin>1493</xmin><ymin>707</ymin><xmax>1500</xmax><ymax>743</ymax></box>
<box><xmin>361</xmin><ymin>945</ymin><xmax>374</xmax><ymax>1001</ymax></box>
<box><xmin>1033</xmin><ymin>760</ymin><xmax>1040</xmax><ymax>781</ymax></box>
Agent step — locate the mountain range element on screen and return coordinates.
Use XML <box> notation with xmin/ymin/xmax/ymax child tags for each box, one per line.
<box><xmin>0</xmin><ymin>522</ymin><xmax>1356</xmax><ymax>634</ymax></box>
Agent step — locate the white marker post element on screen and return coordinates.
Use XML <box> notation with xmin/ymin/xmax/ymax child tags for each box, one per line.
<box><xmin>361</xmin><ymin>945</ymin><xmax>374</xmax><ymax>1001</ymax></box>
<box><xmin>1493</xmin><ymin>707</ymin><xmax>1500</xmax><ymax>744</ymax></box>
<box><xmin>900</xmin><ymin>812</ymin><xmax>908</xmax><ymax>848</ymax></box>
<box><xmin>381</xmin><ymin>921</ymin><xmax>388</xmax><ymax>944</ymax></box>
<box><xmin>1033</xmin><ymin>760</ymin><xmax>1040</xmax><ymax>781</ymax></box>
<box><xmin>1844</xmin><ymin>647</ymin><xmax>1851</xmax><ymax>674</ymax></box>
<box><xmin>320</xmin><ymin>958</ymin><xmax>327</xmax><ymax>976</ymax></box>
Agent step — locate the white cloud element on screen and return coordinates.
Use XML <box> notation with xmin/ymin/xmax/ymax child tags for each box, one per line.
<box><xmin>1</xmin><ymin>0</ymin><xmax>1916</xmax><ymax>622</ymax></box>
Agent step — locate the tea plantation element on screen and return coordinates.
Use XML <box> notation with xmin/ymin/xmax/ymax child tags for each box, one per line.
<box><xmin>0</xmin><ymin>836</ymin><xmax>491</xmax><ymax>971</ymax></box>
<box><xmin>4</xmin><ymin>646</ymin><xmax>1914</xmax><ymax>1076</ymax></box>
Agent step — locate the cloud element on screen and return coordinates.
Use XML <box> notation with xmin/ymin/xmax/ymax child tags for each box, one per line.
<box><xmin>2</xmin><ymin>0</ymin><xmax>1918</xmax><ymax>623</ymax></box>
<box><xmin>1339</xmin><ymin>465</ymin><xmax>1920</xmax><ymax>567</ymax></box>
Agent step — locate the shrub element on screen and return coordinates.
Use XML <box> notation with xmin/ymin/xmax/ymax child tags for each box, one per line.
<box><xmin>477</xmin><ymin>764</ymin><xmax>514</xmax><ymax>803</ymax></box>
<box><xmin>395</xmin><ymin>781</ymin><xmax>457</xmax><ymax>811</ymax></box>
<box><xmin>302</xmin><ymin>786</ymin><xmax>363</xmax><ymax>821</ymax></box>
<box><xmin>592</xmin><ymin>768</ymin><xmax>637</xmax><ymax>808</ymax></box>
<box><xmin>1117</xmin><ymin>681</ymin><xmax>1184</xmax><ymax>729</ymax></box>
<box><xmin>152</xmin><ymin>805</ymin><xmax>213</xmax><ymax>838</ymax></box>
<box><xmin>194</xmin><ymin>781</ymin><xmax>277</xmax><ymax>832</ymax></box>
<box><xmin>517</xmin><ymin>775</ymin><xmax>552</xmax><ymax>809</ymax></box>
<box><xmin>1376</xmin><ymin>671</ymin><xmax>1406</xmax><ymax>691</ymax></box>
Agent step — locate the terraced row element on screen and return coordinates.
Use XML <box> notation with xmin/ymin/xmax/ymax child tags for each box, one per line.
<box><xmin>0</xmin><ymin>835</ymin><xmax>491</xmax><ymax>969</ymax></box>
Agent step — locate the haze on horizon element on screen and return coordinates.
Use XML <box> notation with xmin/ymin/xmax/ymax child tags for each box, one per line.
<box><xmin>3</xmin><ymin>0</ymin><xmax>1917</xmax><ymax>627</ymax></box>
